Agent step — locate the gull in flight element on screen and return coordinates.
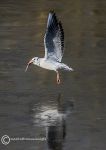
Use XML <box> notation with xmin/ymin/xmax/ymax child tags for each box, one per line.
<box><xmin>25</xmin><ymin>11</ymin><xmax>73</xmax><ymax>84</ymax></box>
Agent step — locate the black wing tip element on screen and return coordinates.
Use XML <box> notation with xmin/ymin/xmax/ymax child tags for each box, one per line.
<box><xmin>58</xmin><ymin>21</ymin><xmax>64</xmax><ymax>49</ymax></box>
<box><xmin>48</xmin><ymin>10</ymin><xmax>58</xmax><ymax>28</ymax></box>
<box><xmin>48</xmin><ymin>11</ymin><xmax>64</xmax><ymax>37</ymax></box>
<box><xmin>49</xmin><ymin>10</ymin><xmax>55</xmax><ymax>15</ymax></box>
<box><xmin>49</xmin><ymin>10</ymin><xmax>58</xmax><ymax>19</ymax></box>
<box><xmin>58</xmin><ymin>21</ymin><xmax>64</xmax><ymax>38</ymax></box>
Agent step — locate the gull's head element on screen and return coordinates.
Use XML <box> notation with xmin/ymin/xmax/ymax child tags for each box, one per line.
<box><xmin>25</xmin><ymin>57</ymin><xmax>39</xmax><ymax>72</ymax></box>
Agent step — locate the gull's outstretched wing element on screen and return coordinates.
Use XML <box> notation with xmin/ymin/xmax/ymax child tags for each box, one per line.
<box><xmin>44</xmin><ymin>11</ymin><xmax>64</xmax><ymax>62</ymax></box>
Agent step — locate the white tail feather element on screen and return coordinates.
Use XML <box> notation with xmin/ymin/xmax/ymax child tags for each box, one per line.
<box><xmin>61</xmin><ymin>63</ymin><xmax>74</xmax><ymax>71</ymax></box>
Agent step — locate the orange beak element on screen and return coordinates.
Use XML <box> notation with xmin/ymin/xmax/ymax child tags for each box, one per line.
<box><xmin>25</xmin><ymin>59</ymin><xmax>33</xmax><ymax>72</ymax></box>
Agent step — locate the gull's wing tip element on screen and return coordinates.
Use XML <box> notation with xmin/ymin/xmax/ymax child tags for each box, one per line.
<box><xmin>49</xmin><ymin>10</ymin><xmax>56</xmax><ymax>15</ymax></box>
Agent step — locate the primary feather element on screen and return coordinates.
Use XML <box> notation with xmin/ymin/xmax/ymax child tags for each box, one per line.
<box><xmin>44</xmin><ymin>11</ymin><xmax>64</xmax><ymax>62</ymax></box>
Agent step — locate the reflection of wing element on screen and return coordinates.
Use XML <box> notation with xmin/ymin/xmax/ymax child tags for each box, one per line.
<box><xmin>44</xmin><ymin>11</ymin><xmax>64</xmax><ymax>62</ymax></box>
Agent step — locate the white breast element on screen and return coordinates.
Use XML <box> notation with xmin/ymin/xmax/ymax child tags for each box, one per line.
<box><xmin>39</xmin><ymin>58</ymin><xmax>58</xmax><ymax>71</ymax></box>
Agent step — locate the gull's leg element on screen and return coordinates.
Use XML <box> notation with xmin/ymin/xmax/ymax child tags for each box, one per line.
<box><xmin>56</xmin><ymin>71</ymin><xmax>60</xmax><ymax>84</ymax></box>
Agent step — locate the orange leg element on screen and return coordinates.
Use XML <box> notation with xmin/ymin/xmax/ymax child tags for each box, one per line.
<box><xmin>56</xmin><ymin>71</ymin><xmax>60</xmax><ymax>84</ymax></box>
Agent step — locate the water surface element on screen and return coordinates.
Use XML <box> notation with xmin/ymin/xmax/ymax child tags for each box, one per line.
<box><xmin>0</xmin><ymin>0</ymin><xmax>106</xmax><ymax>150</ymax></box>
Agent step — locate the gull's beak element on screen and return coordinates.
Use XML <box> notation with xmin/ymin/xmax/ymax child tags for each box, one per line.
<box><xmin>25</xmin><ymin>59</ymin><xmax>33</xmax><ymax>72</ymax></box>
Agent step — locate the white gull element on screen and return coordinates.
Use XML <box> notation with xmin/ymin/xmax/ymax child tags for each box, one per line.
<box><xmin>25</xmin><ymin>11</ymin><xmax>73</xmax><ymax>84</ymax></box>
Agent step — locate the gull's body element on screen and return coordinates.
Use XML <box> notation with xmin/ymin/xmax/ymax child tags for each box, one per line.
<box><xmin>25</xmin><ymin>11</ymin><xmax>73</xmax><ymax>84</ymax></box>
<box><xmin>33</xmin><ymin>58</ymin><xmax>72</xmax><ymax>72</ymax></box>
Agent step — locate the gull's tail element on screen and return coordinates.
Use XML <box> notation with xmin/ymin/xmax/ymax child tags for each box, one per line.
<box><xmin>60</xmin><ymin>63</ymin><xmax>74</xmax><ymax>71</ymax></box>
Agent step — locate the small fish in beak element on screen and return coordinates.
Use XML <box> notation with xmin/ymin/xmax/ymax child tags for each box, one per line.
<box><xmin>25</xmin><ymin>60</ymin><xmax>33</xmax><ymax>72</ymax></box>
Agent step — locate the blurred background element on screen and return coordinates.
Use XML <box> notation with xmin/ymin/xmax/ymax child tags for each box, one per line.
<box><xmin>0</xmin><ymin>0</ymin><xmax>106</xmax><ymax>150</ymax></box>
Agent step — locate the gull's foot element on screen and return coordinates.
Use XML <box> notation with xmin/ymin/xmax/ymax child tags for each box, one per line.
<box><xmin>56</xmin><ymin>71</ymin><xmax>61</xmax><ymax>84</ymax></box>
<box><xmin>57</xmin><ymin>78</ymin><xmax>61</xmax><ymax>84</ymax></box>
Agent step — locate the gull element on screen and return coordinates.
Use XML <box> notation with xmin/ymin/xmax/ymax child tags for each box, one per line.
<box><xmin>25</xmin><ymin>11</ymin><xmax>73</xmax><ymax>84</ymax></box>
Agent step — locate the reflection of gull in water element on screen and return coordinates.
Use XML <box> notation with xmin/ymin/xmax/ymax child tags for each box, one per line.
<box><xmin>25</xmin><ymin>11</ymin><xmax>73</xmax><ymax>84</ymax></box>
<box><xmin>33</xmin><ymin>94</ymin><xmax>73</xmax><ymax>126</ymax></box>
<box><xmin>33</xmin><ymin>94</ymin><xmax>74</xmax><ymax>150</ymax></box>
<box><xmin>34</xmin><ymin>106</ymin><xmax>65</xmax><ymax>126</ymax></box>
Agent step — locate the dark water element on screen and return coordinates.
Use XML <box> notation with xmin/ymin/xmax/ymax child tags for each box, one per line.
<box><xmin>0</xmin><ymin>0</ymin><xmax>106</xmax><ymax>149</ymax></box>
